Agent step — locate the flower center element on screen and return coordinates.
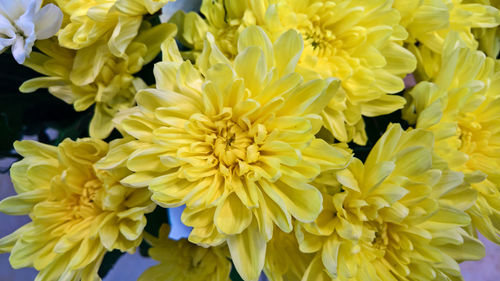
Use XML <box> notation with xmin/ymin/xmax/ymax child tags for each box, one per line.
<box><xmin>303</xmin><ymin>24</ymin><xmax>340</xmax><ymax>57</ymax></box>
<box><xmin>296</xmin><ymin>2</ymin><xmax>341</xmax><ymax>57</ymax></box>
<box><xmin>65</xmin><ymin>177</ymin><xmax>102</xmax><ymax>219</ymax></box>
<box><xmin>293</xmin><ymin>0</ymin><xmax>368</xmax><ymax>62</ymax></box>
<box><xmin>81</xmin><ymin>179</ymin><xmax>101</xmax><ymax>206</ymax></box>
<box><xmin>185</xmin><ymin>109</ymin><xmax>268</xmax><ymax>179</ymax></box>
<box><xmin>213</xmin><ymin>119</ymin><xmax>253</xmax><ymax>167</ymax></box>
<box><xmin>457</xmin><ymin>113</ymin><xmax>489</xmax><ymax>155</ymax></box>
<box><xmin>372</xmin><ymin>223</ymin><xmax>389</xmax><ymax>250</ymax></box>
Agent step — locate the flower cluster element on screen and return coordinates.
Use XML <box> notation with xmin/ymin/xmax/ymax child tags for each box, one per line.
<box><xmin>174</xmin><ymin>0</ymin><xmax>417</xmax><ymax>145</ymax></box>
<box><xmin>0</xmin><ymin>0</ymin><xmax>499</xmax><ymax>280</ymax></box>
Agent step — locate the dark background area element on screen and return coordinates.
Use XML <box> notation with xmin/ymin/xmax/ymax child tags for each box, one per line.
<box><xmin>0</xmin><ymin>53</ymin><xmax>91</xmax><ymax>161</ymax></box>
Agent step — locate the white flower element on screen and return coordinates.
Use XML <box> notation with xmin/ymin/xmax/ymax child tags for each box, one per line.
<box><xmin>0</xmin><ymin>0</ymin><xmax>62</xmax><ymax>64</ymax></box>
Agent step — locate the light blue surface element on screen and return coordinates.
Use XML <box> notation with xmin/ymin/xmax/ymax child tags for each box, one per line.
<box><xmin>103</xmin><ymin>251</ymin><xmax>157</xmax><ymax>281</ymax></box>
<box><xmin>160</xmin><ymin>0</ymin><xmax>202</xmax><ymax>22</ymax></box>
<box><xmin>167</xmin><ymin>206</ymin><xmax>192</xmax><ymax>240</ymax></box>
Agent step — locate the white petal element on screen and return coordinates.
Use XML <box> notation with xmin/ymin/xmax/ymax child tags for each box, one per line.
<box><xmin>34</xmin><ymin>3</ymin><xmax>62</xmax><ymax>40</ymax></box>
<box><xmin>12</xmin><ymin>36</ymin><xmax>27</xmax><ymax>64</ymax></box>
<box><xmin>0</xmin><ymin>14</ymin><xmax>14</xmax><ymax>32</ymax></box>
<box><xmin>0</xmin><ymin>0</ymin><xmax>32</xmax><ymax>20</ymax></box>
<box><xmin>0</xmin><ymin>15</ymin><xmax>15</xmax><ymax>49</ymax></box>
<box><xmin>15</xmin><ymin>0</ymin><xmax>37</xmax><ymax>39</ymax></box>
<box><xmin>0</xmin><ymin>38</ymin><xmax>14</xmax><ymax>51</ymax></box>
<box><xmin>15</xmin><ymin>18</ymin><xmax>35</xmax><ymax>42</ymax></box>
<box><xmin>23</xmin><ymin>32</ymin><xmax>36</xmax><ymax>55</ymax></box>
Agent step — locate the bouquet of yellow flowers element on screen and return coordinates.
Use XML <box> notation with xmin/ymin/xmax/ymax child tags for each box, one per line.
<box><xmin>1</xmin><ymin>0</ymin><xmax>500</xmax><ymax>280</ymax></box>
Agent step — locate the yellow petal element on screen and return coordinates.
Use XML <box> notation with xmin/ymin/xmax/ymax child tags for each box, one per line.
<box><xmin>273</xmin><ymin>29</ymin><xmax>303</xmax><ymax>76</ymax></box>
<box><xmin>108</xmin><ymin>16</ymin><xmax>142</xmax><ymax>57</ymax></box>
<box><xmin>322</xmin><ymin>238</ymin><xmax>340</xmax><ymax>278</ymax></box>
<box><xmin>238</xmin><ymin>26</ymin><xmax>274</xmax><ymax>68</ymax></box>
<box><xmin>302</xmin><ymin>139</ymin><xmax>352</xmax><ymax>171</ymax></box>
<box><xmin>227</xmin><ymin>222</ymin><xmax>266</xmax><ymax>281</ymax></box>
<box><xmin>89</xmin><ymin>104</ymin><xmax>115</xmax><ymax>139</ymax></box>
<box><xmin>360</xmin><ymin>94</ymin><xmax>406</xmax><ymax>117</ymax></box>
<box><xmin>135</xmin><ymin>23</ymin><xmax>178</xmax><ymax>65</ymax></box>
<box><xmin>0</xmin><ymin>189</ymin><xmax>47</xmax><ymax>215</ymax></box>
<box><xmin>272</xmin><ymin>180</ymin><xmax>322</xmax><ymax>223</ymax></box>
<box><xmin>214</xmin><ymin>193</ymin><xmax>253</xmax><ymax>235</ymax></box>
<box><xmin>234</xmin><ymin>46</ymin><xmax>267</xmax><ymax>95</ymax></box>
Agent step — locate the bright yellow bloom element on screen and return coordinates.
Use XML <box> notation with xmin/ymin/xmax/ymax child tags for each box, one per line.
<box><xmin>97</xmin><ymin>26</ymin><xmax>352</xmax><ymax>280</ymax></box>
<box><xmin>20</xmin><ymin>23</ymin><xmax>176</xmax><ymax>139</ymax></box>
<box><xmin>174</xmin><ymin>0</ymin><xmax>416</xmax><ymax>145</ymax></box>
<box><xmin>404</xmin><ymin>34</ymin><xmax>500</xmax><ymax>244</ymax></box>
<box><xmin>55</xmin><ymin>0</ymin><xmax>173</xmax><ymax>54</ymax></box>
<box><xmin>171</xmin><ymin>0</ymin><xmax>267</xmax><ymax>60</ymax></box>
<box><xmin>264</xmin><ymin>227</ymin><xmax>313</xmax><ymax>281</ymax></box>
<box><xmin>394</xmin><ymin>0</ymin><xmax>500</xmax><ymax>54</ymax></box>
<box><xmin>138</xmin><ymin>224</ymin><xmax>231</xmax><ymax>281</ymax></box>
<box><xmin>268</xmin><ymin>0</ymin><xmax>417</xmax><ymax>145</ymax></box>
<box><xmin>296</xmin><ymin>124</ymin><xmax>484</xmax><ymax>281</ymax></box>
<box><xmin>0</xmin><ymin>138</ymin><xmax>155</xmax><ymax>281</ymax></box>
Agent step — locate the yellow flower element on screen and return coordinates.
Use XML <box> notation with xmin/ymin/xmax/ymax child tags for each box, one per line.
<box><xmin>264</xmin><ymin>227</ymin><xmax>313</xmax><ymax>281</ymax></box>
<box><xmin>138</xmin><ymin>224</ymin><xmax>231</xmax><ymax>281</ymax></box>
<box><xmin>55</xmin><ymin>0</ymin><xmax>173</xmax><ymax>54</ymax></box>
<box><xmin>395</xmin><ymin>0</ymin><xmax>500</xmax><ymax>54</ymax></box>
<box><xmin>403</xmin><ymin>33</ymin><xmax>500</xmax><ymax>244</ymax></box>
<box><xmin>19</xmin><ymin>23</ymin><xmax>176</xmax><ymax>139</ymax></box>
<box><xmin>174</xmin><ymin>0</ymin><xmax>416</xmax><ymax>145</ymax></box>
<box><xmin>296</xmin><ymin>124</ymin><xmax>484</xmax><ymax>281</ymax></box>
<box><xmin>269</xmin><ymin>0</ymin><xmax>418</xmax><ymax>145</ymax></box>
<box><xmin>97</xmin><ymin>26</ymin><xmax>352</xmax><ymax>280</ymax></box>
<box><xmin>171</xmin><ymin>0</ymin><xmax>266</xmax><ymax>60</ymax></box>
<box><xmin>0</xmin><ymin>138</ymin><xmax>155</xmax><ymax>281</ymax></box>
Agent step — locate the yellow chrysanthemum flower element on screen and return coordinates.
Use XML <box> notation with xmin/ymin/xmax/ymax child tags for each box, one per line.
<box><xmin>55</xmin><ymin>0</ymin><xmax>173</xmax><ymax>54</ymax></box>
<box><xmin>268</xmin><ymin>0</ymin><xmax>417</xmax><ymax>145</ymax></box>
<box><xmin>403</xmin><ymin>34</ymin><xmax>500</xmax><ymax>244</ymax></box>
<box><xmin>138</xmin><ymin>224</ymin><xmax>231</xmax><ymax>281</ymax></box>
<box><xmin>97</xmin><ymin>26</ymin><xmax>352</xmax><ymax>280</ymax></box>
<box><xmin>394</xmin><ymin>0</ymin><xmax>500</xmax><ymax>54</ymax></box>
<box><xmin>174</xmin><ymin>0</ymin><xmax>416</xmax><ymax>145</ymax></box>
<box><xmin>296</xmin><ymin>124</ymin><xmax>484</xmax><ymax>281</ymax></box>
<box><xmin>19</xmin><ymin>23</ymin><xmax>176</xmax><ymax>139</ymax></box>
<box><xmin>171</xmin><ymin>0</ymin><xmax>266</xmax><ymax>59</ymax></box>
<box><xmin>264</xmin><ymin>227</ymin><xmax>313</xmax><ymax>281</ymax></box>
<box><xmin>0</xmin><ymin>138</ymin><xmax>155</xmax><ymax>281</ymax></box>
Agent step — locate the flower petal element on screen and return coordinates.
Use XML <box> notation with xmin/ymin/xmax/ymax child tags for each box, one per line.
<box><xmin>33</xmin><ymin>3</ymin><xmax>63</xmax><ymax>40</ymax></box>
<box><xmin>214</xmin><ymin>192</ymin><xmax>252</xmax><ymax>235</ymax></box>
<box><xmin>227</xmin><ymin>222</ymin><xmax>266</xmax><ymax>281</ymax></box>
